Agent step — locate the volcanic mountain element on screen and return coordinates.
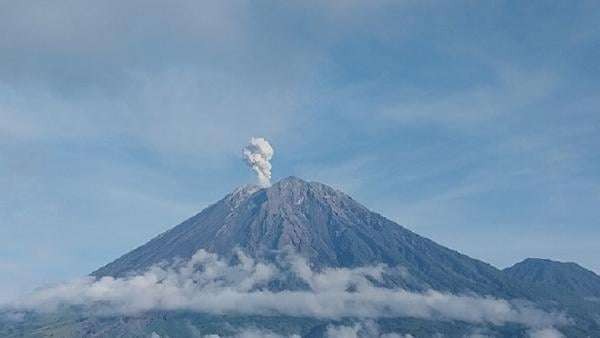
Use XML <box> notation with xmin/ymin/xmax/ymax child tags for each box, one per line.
<box><xmin>94</xmin><ymin>176</ymin><xmax>520</xmax><ymax>297</ymax></box>
<box><xmin>4</xmin><ymin>176</ymin><xmax>600</xmax><ymax>337</ymax></box>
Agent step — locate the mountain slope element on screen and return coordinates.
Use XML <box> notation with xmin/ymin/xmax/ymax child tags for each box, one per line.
<box><xmin>93</xmin><ymin>176</ymin><xmax>522</xmax><ymax>297</ymax></box>
<box><xmin>503</xmin><ymin>258</ymin><xmax>600</xmax><ymax>334</ymax></box>
<box><xmin>505</xmin><ymin>258</ymin><xmax>600</xmax><ymax>301</ymax></box>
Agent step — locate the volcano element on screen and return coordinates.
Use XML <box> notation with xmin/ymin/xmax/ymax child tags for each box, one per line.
<box><xmin>3</xmin><ymin>177</ymin><xmax>600</xmax><ymax>337</ymax></box>
<box><xmin>93</xmin><ymin>177</ymin><xmax>520</xmax><ymax>297</ymax></box>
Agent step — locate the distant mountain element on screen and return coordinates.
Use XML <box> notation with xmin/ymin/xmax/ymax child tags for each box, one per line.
<box><xmin>93</xmin><ymin>176</ymin><xmax>521</xmax><ymax>297</ymax></box>
<box><xmin>505</xmin><ymin>258</ymin><xmax>600</xmax><ymax>301</ymax></box>
<box><xmin>503</xmin><ymin>258</ymin><xmax>600</xmax><ymax>335</ymax></box>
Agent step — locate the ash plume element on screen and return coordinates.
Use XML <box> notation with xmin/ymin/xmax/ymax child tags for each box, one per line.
<box><xmin>243</xmin><ymin>137</ymin><xmax>274</xmax><ymax>187</ymax></box>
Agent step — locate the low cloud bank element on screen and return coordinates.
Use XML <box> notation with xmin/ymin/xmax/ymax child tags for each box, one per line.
<box><xmin>4</xmin><ymin>250</ymin><xmax>566</xmax><ymax>334</ymax></box>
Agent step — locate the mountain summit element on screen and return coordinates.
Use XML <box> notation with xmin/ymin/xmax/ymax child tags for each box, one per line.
<box><xmin>93</xmin><ymin>176</ymin><xmax>519</xmax><ymax>296</ymax></box>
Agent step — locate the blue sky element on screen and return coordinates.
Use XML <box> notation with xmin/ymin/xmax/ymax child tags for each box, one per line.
<box><xmin>1</xmin><ymin>1</ymin><xmax>599</xmax><ymax>302</ymax></box>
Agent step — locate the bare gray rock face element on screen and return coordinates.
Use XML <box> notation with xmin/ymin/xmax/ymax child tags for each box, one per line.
<box><xmin>93</xmin><ymin>177</ymin><xmax>521</xmax><ymax>297</ymax></box>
